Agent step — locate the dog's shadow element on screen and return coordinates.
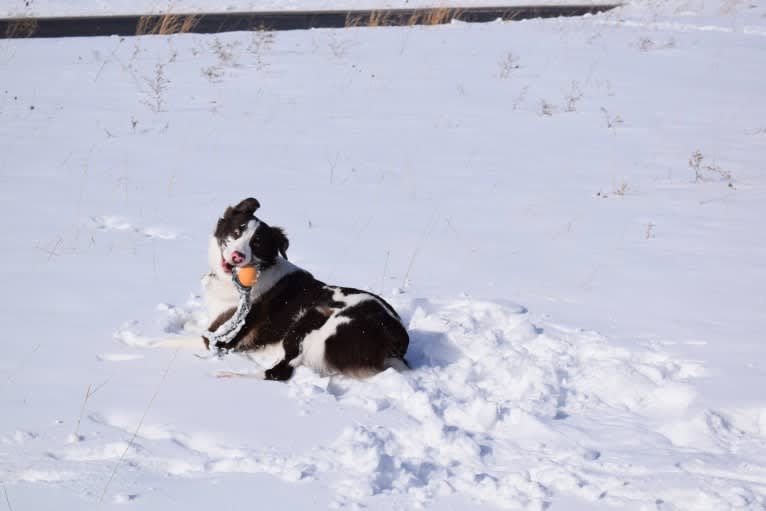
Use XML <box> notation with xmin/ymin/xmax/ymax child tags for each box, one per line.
<box><xmin>404</xmin><ymin>329</ymin><xmax>462</xmax><ymax>370</ymax></box>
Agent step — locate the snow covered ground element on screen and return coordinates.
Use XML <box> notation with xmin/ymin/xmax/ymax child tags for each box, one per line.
<box><xmin>1</xmin><ymin>0</ymin><xmax>765</xmax><ymax>509</ymax></box>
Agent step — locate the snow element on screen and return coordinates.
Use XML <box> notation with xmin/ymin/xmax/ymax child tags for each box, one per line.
<box><xmin>1</xmin><ymin>0</ymin><xmax>766</xmax><ymax>509</ymax></box>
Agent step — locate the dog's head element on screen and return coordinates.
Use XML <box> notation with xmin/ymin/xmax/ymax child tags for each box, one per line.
<box><xmin>210</xmin><ymin>197</ymin><xmax>289</xmax><ymax>274</ymax></box>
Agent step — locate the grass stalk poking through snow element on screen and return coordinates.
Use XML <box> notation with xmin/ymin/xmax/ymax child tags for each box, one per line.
<box><xmin>99</xmin><ymin>349</ymin><xmax>180</xmax><ymax>504</ymax></box>
<box><xmin>72</xmin><ymin>381</ymin><xmax>109</xmax><ymax>442</ymax></box>
<box><xmin>380</xmin><ymin>249</ymin><xmax>390</xmax><ymax>295</ymax></box>
<box><xmin>2</xmin><ymin>484</ymin><xmax>13</xmax><ymax>511</ymax></box>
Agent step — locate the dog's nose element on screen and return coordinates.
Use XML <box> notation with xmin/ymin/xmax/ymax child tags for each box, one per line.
<box><xmin>231</xmin><ymin>251</ymin><xmax>245</xmax><ymax>264</ymax></box>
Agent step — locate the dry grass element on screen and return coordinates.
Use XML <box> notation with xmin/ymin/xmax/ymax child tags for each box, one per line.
<box><xmin>565</xmin><ymin>81</ymin><xmax>583</xmax><ymax>112</ymax></box>
<box><xmin>344</xmin><ymin>14</ymin><xmax>364</xmax><ymax>28</ymax></box>
<box><xmin>368</xmin><ymin>10</ymin><xmax>391</xmax><ymax>27</ymax></box>
<box><xmin>346</xmin><ymin>7</ymin><xmax>461</xmax><ymax>28</ymax></box>
<box><xmin>501</xmin><ymin>9</ymin><xmax>523</xmax><ymax>22</ymax></box>
<box><xmin>5</xmin><ymin>19</ymin><xmax>38</xmax><ymax>38</ymax></box>
<box><xmin>424</xmin><ymin>7</ymin><xmax>460</xmax><ymax>25</ymax></box>
<box><xmin>404</xmin><ymin>10</ymin><xmax>425</xmax><ymax>26</ymax></box>
<box><xmin>72</xmin><ymin>381</ymin><xmax>108</xmax><ymax>442</ymax></box>
<box><xmin>136</xmin><ymin>14</ymin><xmax>200</xmax><ymax>36</ymax></box>
<box><xmin>600</xmin><ymin>106</ymin><xmax>624</xmax><ymax>129</ymax></box>
<box><xmin>689</xmin><ymin>150</ymin><xmax>733</xmax><ymax>185</ymax></box>
<box><xmin>613</xmin><ymin>180</ymin><xmax>630</xmax><ymax>196</ymax></box>
<box><xmin>2</xmin><ymin>484</ymin><xmax>13</xmax><ymax>511</ymax></box>
<box><xmin>645</xmin><ymin>222</ymin><xmax>656</xmax><ymax>239</ymax></box>
<box><xmin>540</xmin><ymin>100</ymin><xmax>554</xmax><ymax>116</ymax></box>
<box><xmin>498</xmin><ymin>51</ymin><xmax>519</xmax><ymax>79</ymax></box>
<box><xmin>142</xmin><ymin>63</ymin><xmax>170</xmax><ymax>112</ymax></box>
<box><xmin>407</xmin><ymin>7</ymin><xmax>462</xmax><ymax>26</ymax></box>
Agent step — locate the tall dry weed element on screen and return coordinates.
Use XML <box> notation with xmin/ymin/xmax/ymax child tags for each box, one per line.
<box><xmin>136</xmin><ymin>14</ymin><xmax>200</xmax><ymax>36</ymax></box>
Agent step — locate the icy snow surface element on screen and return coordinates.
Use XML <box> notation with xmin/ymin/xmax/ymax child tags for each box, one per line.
<box><xmin>1</xmin><ymin>0</ymin><xmax>765</xmax><ymax>509</ymax></box>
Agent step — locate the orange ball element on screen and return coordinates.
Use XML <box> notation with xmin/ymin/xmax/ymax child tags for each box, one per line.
<box><xmin>236</xmin><ymin>266</ymin><xmax>258</xmax><ymax>287</ymax></box>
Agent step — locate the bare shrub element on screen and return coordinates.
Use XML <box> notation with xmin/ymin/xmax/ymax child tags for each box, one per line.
<box><xmin>645</xmin><ymin>222</ymin><xmax>655</xmax><ymax>239</ymax></box>
<box><xmin>328</xmin><ymin>34</ymin><xmax>353</xmax><ymax>59</ymax></box>
<box><xmin>143</xmin><ymin>63</ymin><xmax>170</xmax><ymax>112</ymax></box>
<box><xmin>209</xmin><ymin>38</ymin><xmax>240</xmax><ymax>66</ymax></box>
<box><xmin>638</xmin><ymin>36</ymin><xmax>676</xmax><ymax>52</ymax></box>
<box><xmin>498</xmin><ymin>52</ymin><xmax>520</xmax><ymax>79</ymax></box>
<box><xmin>614</xmin><ymin>180</ymin><xmax>629</xmax><ymax>196</ymax></box>
<box><xmin>512</xmin><ymin>86</ymin><xmax>528</xmax><ymax>110</ymax></box>
<box><xmin>248</xmin><ymin>28</ymin><xmax>274</xmax><ymax>70</ymax></box>
<box><xmin>565</xmin><ymin>81</ymin><xmax>583</xmax><ymax>112</ymax></box>
<box><xmin>689</xmin><ymin>150</ymin><xmax>733</xmax><ymax>185</ymax></box>
<box><xmin>600</xmin><ymin>107</ymin><xmax>623</xmax><ymax>129</ymax></box>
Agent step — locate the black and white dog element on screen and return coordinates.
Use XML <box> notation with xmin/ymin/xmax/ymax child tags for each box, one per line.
<box><xmin>202</xmin><ymin>197</ymin><xmax>409</xmax><ymax>382</ymax></box>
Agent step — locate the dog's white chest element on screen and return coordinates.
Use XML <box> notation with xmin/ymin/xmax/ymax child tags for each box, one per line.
<box><xmin>202</xmin><ymin>272</ymin><xmax>239</xmax><ymax>319</ymax></box>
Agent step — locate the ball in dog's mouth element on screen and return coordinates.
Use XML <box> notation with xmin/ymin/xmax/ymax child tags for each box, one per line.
<box><xmin>234</xmin><ymin>266</ymin><xmax>258</xmax><ymax>288</ymax></box>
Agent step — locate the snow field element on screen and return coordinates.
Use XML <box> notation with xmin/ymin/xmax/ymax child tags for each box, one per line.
<box><xmin>98</xmin><ymin>293</ymin><xmax>765</xmax><ymax>509</ymax></box>
<box><xmin>1</xmin><ymin>0</ymin><xmax>765</xmax><ymax>509</ymax></box>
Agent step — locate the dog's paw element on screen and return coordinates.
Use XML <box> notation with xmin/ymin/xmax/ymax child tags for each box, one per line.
<box><xmin>264</xmin><ymin>362</ymin><xmax>295</xmax><ymax>382</ymax></box>
<box><xmin>211</xmin><ymin>342</ymin><xmax>233</xmax><ymax>355</ymax></box>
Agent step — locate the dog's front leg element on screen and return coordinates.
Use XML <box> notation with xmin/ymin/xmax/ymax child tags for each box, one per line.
<box><xmin>203</xmin><ymin>307</ymin><xmax>236</xmax><ymax>350</ymax></box>
<box><xmin>204</xmin><ymin>301</ymin><xmax>261</xmax><ymax>352</ymax></box>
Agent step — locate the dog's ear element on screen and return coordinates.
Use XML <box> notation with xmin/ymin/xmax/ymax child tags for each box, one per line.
<box><xmin>214</xmin><ymin>208</ymin><xmax>234</xmax><ymax>237</ymax></box>
<box><xmin>233</xmin><ymin>197</ymin><xmax>260</xmax><ymax>215</ymax></box>
<box><xmin>270</xmin><ymin>226</ymin><xmax>289</xmax><ymax>260</ymax></box>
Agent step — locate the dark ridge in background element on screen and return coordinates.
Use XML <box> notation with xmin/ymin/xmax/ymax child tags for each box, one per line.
<box><xmin>1</xmin><ymin>5</ymin><xmax>619</xmax><ymax>39</ymax></box>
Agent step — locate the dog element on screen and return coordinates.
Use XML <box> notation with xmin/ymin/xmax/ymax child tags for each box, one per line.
<box><xmin>202</xmin><ymin>197</ymin><xmax>410</xmax><ymax>382</ymax></box>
